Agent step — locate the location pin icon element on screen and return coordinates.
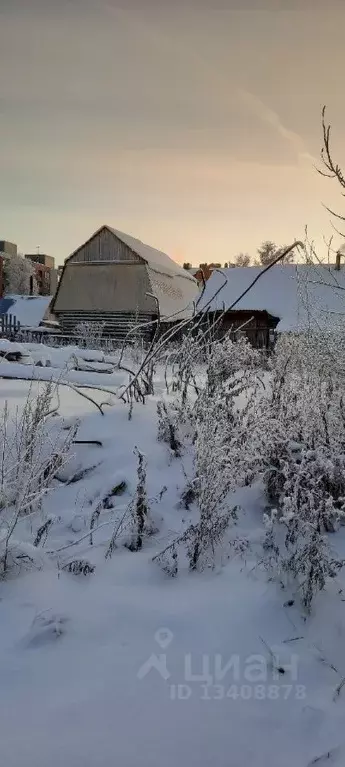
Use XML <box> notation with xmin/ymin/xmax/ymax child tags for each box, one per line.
<box><xmin>155</xmin><ymin>628</ymin><xmax>173</xmax><ymax>649</ymax></box>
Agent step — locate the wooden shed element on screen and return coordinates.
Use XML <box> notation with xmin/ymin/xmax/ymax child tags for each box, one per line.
<box><xmin>52</xmin><ymin>226</ymin><xmax>198</xmax><ymax>338</ymax></box>
<box><xmin>209</xmin><ymin>308</ymin><xmax>279</xmax><ymax>348</ymax></box>
<box><xmin>198</xmin><ymin>264</ymin><xmax>345</xmax><ymax>348</ymax></box>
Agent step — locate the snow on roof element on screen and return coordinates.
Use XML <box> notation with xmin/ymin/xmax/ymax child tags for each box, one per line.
<box><xmin>198</xmin><ymin>264</ymin><xmax>345</xmax><ymax>332</ymax></box>
<box><xmin>0</xmin><ymin>295</ymin><xmax>52</xmax><ymax>328</ymax></box>
<box><xmin>108</xmin><ymin>227</ymin><xmax>196</xmax><ymax>282</ymax></box>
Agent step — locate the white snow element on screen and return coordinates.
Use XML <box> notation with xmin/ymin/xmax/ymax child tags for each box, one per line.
<box><xmin>0</xmin><ymin>341</ymin><xmax>345</xmax><ymax>766</ymax></box>
<box><xmin>108</xmin><ymin>226</ymin><xmax>197</xmax><ymax>282</ymax></box>
<box><xmin>0</xmin><ymin>294</ymin><xmax>52</xmax><ymax>327</ymax></box>
<box><xmin>199</xmin><ymin>264</ymin><xmax>345</xmax><ymax>332</ymax></box>
<box><xmin>0</xmin><ymin>341</ymin><xmax>124</xmax><ymax>385</ymax></box>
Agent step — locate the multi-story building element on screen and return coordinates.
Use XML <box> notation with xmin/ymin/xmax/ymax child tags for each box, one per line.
<box><xmin>25</xmin><ymin>253</ymin><xmax>55</xmax><ymax>269</ymax></box>
<box><xmin>0</xmin><ymin>240</ymin><xmax>17</xmax><ymax>258</ymax></box>
<box><xmin>0</xmin><ymin>243</ymin><xmax>56</xmax><ymax>297</ymax></box>
<box><xmin>25</xmin><ymin>254</ymin><xmax>56</xmax><ymax>295</ymax></box>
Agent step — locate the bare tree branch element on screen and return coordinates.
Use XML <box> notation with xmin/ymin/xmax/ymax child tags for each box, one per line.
<box><xmin>318</xmin><ymin>105</ymin><xmax>345</xmax><ymax>189</ymax></box>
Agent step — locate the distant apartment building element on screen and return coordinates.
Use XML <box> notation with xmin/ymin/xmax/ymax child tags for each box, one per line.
<box><xmin>0</xmin><ymin>240</ymin><xmax>17</xmax><ymax>258</ymax></box>
<box><xmin>25</xmin><ymin>253</ymin><xmax>55</xmax><ymax>269</ymax></box>
<box><xmin>0</xmin><ymin>241</ymin><xmax>57</xmax><ymax>298</ymax></box>
<box><xmin>25</xmin><ymin>254</ymin><xmax>56</xmax><ymax>296</ymax></box>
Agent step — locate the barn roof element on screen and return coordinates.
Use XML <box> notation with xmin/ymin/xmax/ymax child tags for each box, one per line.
<box><xmin>198</xmin><ymin>264</ymin><xmax>345</xmax><ymax>332</ymax></box>
<box><xmin>66</xmin><ymin>225</ymin><xmax>195</xmax><ymax>283</ymax></box>
<box><xmin>54</xmin><ymin>226</ymin><xmax>198</xmax><ymax>322</ymax></box>
<box><xmin>107</xmin><ymin>227</ymin><xmax>195</xmax><ymax>282</ymax></box>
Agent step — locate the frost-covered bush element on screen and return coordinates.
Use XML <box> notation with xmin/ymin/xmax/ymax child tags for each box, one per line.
<box><xmin>165</xmin><ymin>331</ymin><xmax>206</xmax><ymax>405</ymax></box>
<box><xmin>3</xmin><ymin>253</ymin><xmax>38</xmax><ymax>295</ymax></box>
<box><xmin>204</xmin><ymin>335</ymin><xmax>263</xmax><ymax>397</ymax></box>
<box><xmin>105</xmin><ymin>448</ymin><xmax>156</xmax><ymax>558</ymax></box>
<box><xmin>258</xmin><ymin>332</ymin><xmax>345</xmax><ymax>609</ymax></box>
<box><xmin>73</xmin><ymin>321</ymin><xmax>106</xmax><ymax>349</ymax></box>
<box><xmin>157</xmin><ymin>327</ymin><xmax>345</xmax><ymax>605</ymax></box>
<box><xmin>263</xmin><ymin>502</ymin><xmax>343</xmax><ymax>613</ymax></box>
<box><xmin>155</xmin><ymin>335</ymin><xmax>264</xmax><ymax>574</ymax></box>
<box><xmin>0</xmin><ymin>383</ymin><xmax>78</xmax><ymax>577</ymax></box>
<box><xmin>157</xmin><ymin>400</ymin><xmax>181</xmax><ymax>457</ymax></box>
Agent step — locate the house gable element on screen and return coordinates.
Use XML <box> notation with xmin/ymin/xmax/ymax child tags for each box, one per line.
<box><xmin>68</xmin><ymin>226</ymin><xmax>142</xmax><ymax>265</ymax></box>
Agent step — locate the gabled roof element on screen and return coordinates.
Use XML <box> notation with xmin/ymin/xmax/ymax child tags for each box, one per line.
<box><xmin>198</xmin><ymin>264</ymin><xmax>345</xmax><ymax>332</ymax></box>
<box><xmin>107</xmin><ymin>227</ymin><xmax>195</xmax><ymax>282</ymax></box>
<box><xmin>53</xmin><ymin>226</ymin><xmax>198</xmax><ymax>321</ymax></box>
<box><xmin>65</xmin><ymin>225</ymin><xmax>195</xmax><ymax>283</ymax></box>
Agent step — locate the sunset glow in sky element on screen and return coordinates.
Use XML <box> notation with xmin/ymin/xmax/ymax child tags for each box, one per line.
<box><xmin>1</xmin><ymin>0</ymin><xmax>344</xmax><ymax>266</ymax></box>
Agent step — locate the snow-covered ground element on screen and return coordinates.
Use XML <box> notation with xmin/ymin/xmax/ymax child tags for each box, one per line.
<box><xmin>0</xmin><ymin>294</ymin><xmax>52</xmax><ymax>327</ymax></box>
<box><xmin>1</xmin><ymin>341</ymin><xmax>345</xmax><ymax>767</ymax></box>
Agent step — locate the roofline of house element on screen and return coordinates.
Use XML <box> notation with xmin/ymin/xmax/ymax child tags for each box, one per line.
<box><xmin>52</xmin><ymin>225</ymin><xmax>196</xmax><ymax>312</ymax></box>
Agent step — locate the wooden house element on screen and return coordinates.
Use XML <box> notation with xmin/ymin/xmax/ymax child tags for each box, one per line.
<box><xmin>52</xmin><ymin>226</ymin><xmax>198</xmax><ymax>338</ymax></box>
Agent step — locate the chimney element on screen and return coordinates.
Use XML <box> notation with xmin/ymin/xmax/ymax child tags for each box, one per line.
<box><xmin>336</xmin><ymin>244</ymin><xmax>345</xmax><ymax>270</ymax></box>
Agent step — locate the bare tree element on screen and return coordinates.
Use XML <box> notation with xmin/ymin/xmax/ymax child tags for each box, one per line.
<box><xmin>3</xmin><ymin>254</ymin><xmax>38</xmax><ymax>295</ymax></box>
<box><xmin>256</xmin><ymin>241</ymin><xmax>294</xmax><ymax>266</ymax></box>
<box><xmin>234</xmin><ymin>252</ymin><xmax>251</xmax><ymax>267</ymax></box>
<box><xmin>317</xmin><ymin>105</ymin><xmax>345</xmax><ymax>236</ymax></box>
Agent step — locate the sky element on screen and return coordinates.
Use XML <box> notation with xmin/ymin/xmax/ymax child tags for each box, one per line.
<box><xmin>0</xmin><ymin>0</ymin><xmax>344</xmax><ymax>267</ymax></box>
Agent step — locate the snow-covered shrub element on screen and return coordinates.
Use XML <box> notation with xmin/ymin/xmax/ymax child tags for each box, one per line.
<box><xmin>263</xmin><ymin>502</ymin><xmax>343</xmax><ymax>613</ymax></box>
<box><xmin>188</xmin><ymin>397</ymin><xmax>238</xmax><ymax>570</ymax></box>
<box><xmin>126</xmin><ymin>448</ymin><xmax>155</xmax><ymax>552</ymax></box>
<box><xmin>157</xmin><ymin>400</ymin><xmax>181</xmax><ymax>457</ymax></box>
<box><xmin>105</xmin><ymin>448</ymin><xmax>156</xmax><ymax>558</ymax></box>
<box><xmin>204</xmin><ymin>335</ymin><xmax>262</xmax><ymax>397</ymax></box>
<box><xmin>258</xmin><ymin>332</ymin><xmax>345</xmax><ymax>609</ymax></box>
<box><xmin>73</xmin><ymin>321</ymin><xmax>105</xmax><ymax>349</ymax></box>
<box><xmin>62</xmin><ymin>559</ymin><xmax>95</xmax><ymax>576</ymax></box>
<box><xmin>0</xmin><ymin>384</ymin><xmax>78</xmax><ymax>577</ymax></box>
<box><xmin>3</xmin><ymin>253</ymin><xmax>38</xmax><ymax>295</ymax></box>
<box><xmin>159</xmin><ymin>327</ymin><xmax>345</xmax><ymax>603</ymax></box>
<box><xmin>155</xmin><ymin>335</ymin><xmax>264</xmax><ymax>574</ymax></box>
<box><xmin>166</xmin><ymin>330</ymin><xmax>205</xmax><ymax>404</ymax></box>
<box><xmin>125</xmin><ymin>309</ymin><xmax>145</xmax><ymax>365</ymax></box>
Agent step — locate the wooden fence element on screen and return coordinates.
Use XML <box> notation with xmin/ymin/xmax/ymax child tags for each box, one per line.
<box><xmin>0</xmin><ymin>314</ymin><xmax>21</xmax><ymax>339</ymax></box>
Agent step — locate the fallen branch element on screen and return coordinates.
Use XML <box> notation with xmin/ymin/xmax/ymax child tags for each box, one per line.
<box><xmin>72</xmin><ymin>440</ymin><xmax>103</xmax><ymax>447</ymax></box>
<box><xmin>47</xmin><ymin>520</ymin><xmax>116</xmax><ymax>554</ymax></box>
<box><xmin>308</xmin><ymin>747</ymin><xmax>340</xmax><ymax>765</ymax></box>
<box><xmin>0</xmin><ymin>373</ymin><xmax>114</xmax><ymax>415</ymax></box>
<box><xmin>333</xmin><ymin>677</ymin><xmax>345</xmax><ymax>701</ymax></box>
